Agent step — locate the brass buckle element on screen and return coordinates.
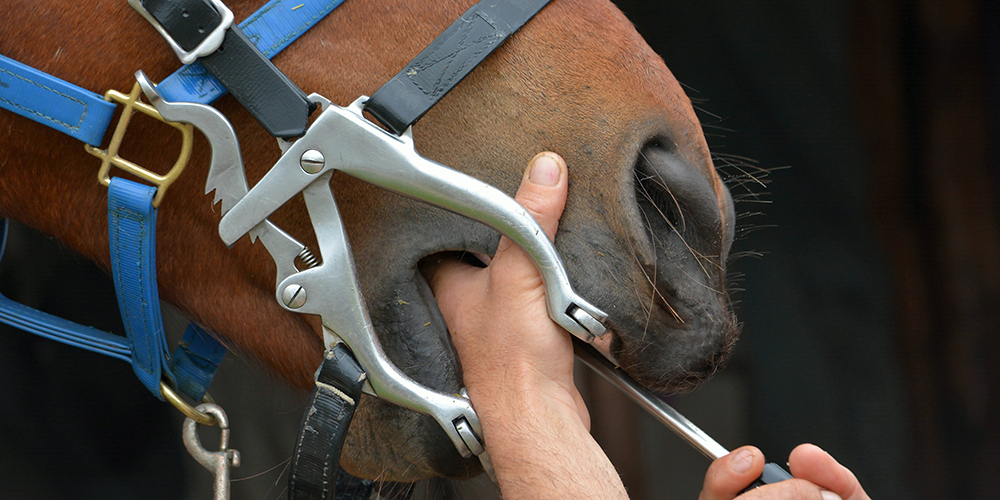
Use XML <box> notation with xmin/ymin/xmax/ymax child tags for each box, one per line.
<box><xmin>85</xmin><ymin>81</ymin><xmax>193</xmax><ymax>208</ymax></box>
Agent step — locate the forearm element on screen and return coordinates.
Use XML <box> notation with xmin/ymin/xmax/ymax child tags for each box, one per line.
<box><xmin>468</xmin><ymin>370</ymin><xmax>628</xmax><ymax>500</ymax></box>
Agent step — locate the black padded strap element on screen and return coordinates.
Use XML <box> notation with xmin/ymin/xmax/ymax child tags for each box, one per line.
<box><xmin>141</xmin><ymin>0</ymin><xmax>315</xmax><ymax>138</ymax></box>
<box><xmin>199</xmin><ymin>26</ymin><xmax>315</xmax><ymax>138</ymax></box>
<box><xmin>365</xmin><ymin>0</ymin><xmax>552</xmax><ymax>135</ymax></box>
<box><xmin>288</xmin><ymin>345</ymin><xmax>367</xmax><ymax>500</ymax></box>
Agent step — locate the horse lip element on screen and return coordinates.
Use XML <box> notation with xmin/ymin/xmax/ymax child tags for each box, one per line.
<box><xmin>640</xmin><ymin>265</ymin><xmax>691</xmax><ymax>329</ymax></box>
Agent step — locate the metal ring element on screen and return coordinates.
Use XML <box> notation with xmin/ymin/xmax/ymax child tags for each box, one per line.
<box><xmin>160</xmin><ymin>381</ymin><xmax>218</xmax><ymax>426</ymax></box>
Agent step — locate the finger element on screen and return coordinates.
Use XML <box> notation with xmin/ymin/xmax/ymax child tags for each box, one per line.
<box><xmin>424</xmin><ymin>254</ymin><xmax>486</xmax><ymax>333</ymax></box>
<box><xmin>518</xmin><ymin>152</ymin><xmax>568</xmax><ymax>241</ymax></box>
<box><xmin>789</xmin><ymin>444</ymin><xmax>870</xmax><ymax>500</ymax></box>
<box><xmin>699</xmin><ymin>446</ymin><xmax>766</xmax><ymax>500</ymax></box>
<box><xmin>739</xmin><ymin>479</ymin><xmax>833</xmax><ymax>500</ymax></box>
<box><xmin>489</xmin><ymin>152</ymin><xmax>569</xmax><ymax>295</ymax></box>
<box><xmin>494</xmin><ymin>152</ymin><xmax>568</xmax><ymax>256</ymax></box>
<box><xmin>424</xmin><ymin>254</ymin><xmax>480</xmax><ymax>299</ymax></box>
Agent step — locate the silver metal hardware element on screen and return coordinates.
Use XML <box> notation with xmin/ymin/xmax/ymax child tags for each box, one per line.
<box><xmin>183</xmin><ymin>403</ymin><xmax>240</xmax><ymax>500</ymax></box>
<box><xmin>456</xmin><ymin>416</ymin><xmax>496</xmax><ymax>482</ymax></box>
<box><xmin>128</xmin><ymin>0</ymin><xmax>234</xmax><ymax>65</ymax></box>
<box><xmin>267</xmin><ymin>170</ymin><xmax>485</xmax><ymax>456</ymax></box>
<box><xmin>281</xmin><ymin>284</ymin><xmax>307</xmax><ymax>309</ymax></box>
<box><xmin>137</xmin><ymin>72</ymin><xmax>307</xmax><ymax>289</ymax></box>
<box><xmin>140</xmin><ymin>73</ymin><xmax>612</xmax><ymax>462</ymax></box>
<box><xmin>300</xmin><ymin>149</ymin><xmax>326</xmax><ymax>174</ymax></box>
<box><xmin>219</xmin><ymin>95</ymin><xmax>610</xmax><ymax>345</ymax></box>
<box><xmin>455</xmin><ymin>417</ymin><xmax>485</xmax><ymax>455</ymax></box>
<box><xmin>574</xmin><ymin>342</ymin><xmax>730</xmax><ymax>461</ymax></box>
<box><xmin>296</xmin><ymin>247</ymin><xmax>320</xmax><ymax>268</ymax></box>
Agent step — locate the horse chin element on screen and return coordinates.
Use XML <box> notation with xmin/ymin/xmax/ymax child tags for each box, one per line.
<box><xmin>608</xmin><ymin>306</ymin><xmax>740</xmax><ymax>397</ymax></box>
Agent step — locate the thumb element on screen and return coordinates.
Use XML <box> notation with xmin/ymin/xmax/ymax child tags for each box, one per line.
<box><xmin>493</xmin><ymin>152</ymin><xmax>568</xmax><ymax>256</ymax></box>
<box><xmin>699</xmin><ymin>446</ymin><xmax>766</xmax><ymax>500</ymax></box>
<box><xmin>515</xmin><ymin>152</ymin><xmax>568</xmax><ymax>243</ymax></box>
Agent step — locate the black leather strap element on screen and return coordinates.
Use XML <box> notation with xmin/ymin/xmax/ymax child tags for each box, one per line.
<box><xmin>288</xmin><ymin>345</ymin><xmax>367</xmax><ymax>500</ymax></box>
<box><xmin>365</xmin><ymin>0</ymin><xmax>552</xmax><ymax>135</ymax></box>
<box><xmin>142</xmin><ymin>0</ymin><xmax>222</xmax><ymax>51</ymax></box>
<box><xmin>141</xmin><ymin>0</ymin><xmax>315</xmax><ymax>138</ymax></box>
<box><xmin>199</xmin><ymin>26</ymin><xmax>315</xmax><ymax>138</ymax></box>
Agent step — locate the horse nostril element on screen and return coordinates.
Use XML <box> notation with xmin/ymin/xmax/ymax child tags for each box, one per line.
<box><xmin>634</xmin><ymin>141</ymin><xmax>685</xmax><ymax>234</ymax></box>
<box><xmin>632</xmin><ymin>139</ymin><xmax>726</xmax><ymax>253</ymax></box>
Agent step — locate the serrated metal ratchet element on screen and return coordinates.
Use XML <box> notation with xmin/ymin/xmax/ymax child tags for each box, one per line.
<box><xmin>136</xmin><ymin>72</ymin><xmax>609</xmax><ymax>471</ymax></box>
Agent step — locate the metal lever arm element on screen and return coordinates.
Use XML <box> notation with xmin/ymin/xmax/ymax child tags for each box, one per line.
<box><xmin>277</xmin><ymin>173</ymin><xmax>488</xmax><ymax>461</ymax></box>
<box><xmin>139</xmin><ymin>73</ymin><xmax>489</xmax><ymax>464</ymax></box>
<box><xmin>574</xmin><ymin>340</ymin><xmax>794</xmax><ymax>492</ymax></box>
<box><xmin>219</xmin><ymin>96</ymin><xmax>608</xmax><ymax>343</ymax></box>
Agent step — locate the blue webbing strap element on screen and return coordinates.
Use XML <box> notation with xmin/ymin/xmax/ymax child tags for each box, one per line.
<box><xmin>0</xmin><ymin>55</ymin><xmax>116</xmax><ymax>147</ymax></box>
<box><xmin>171</xmin><ymin>322</ymin><xmax>228</xmax><ymax>401</ymax></box>
<box><xmin>157</xmin><ymin>0</ymin><xmax>345</xmax><ymax>104</ymax></box>
<box><xmin>108</xmin><ymin>178</ymin><xmax>230</xmax><ymax>401</ymax></box>
<box><xmin>108</xmin><ymin>178</ymin><xmax>170</xmax><ymax>397</ymax></box>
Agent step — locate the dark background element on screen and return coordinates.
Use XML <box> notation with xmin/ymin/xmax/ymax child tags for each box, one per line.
<box><xmin>587</xmin><ymin>0</ymin><xmax>1000</xmax><ymax>498</ymax></box>
<box><xmin>2</xmin><ymin>0</ymin><xmax>999</xmax><ymax>498</ymax></box>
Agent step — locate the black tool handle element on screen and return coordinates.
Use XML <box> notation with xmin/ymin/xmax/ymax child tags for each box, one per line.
<box><xmin>740</xmin><ymin>462</ymin><xmax>795</xmax><ymax>495</ymax></box>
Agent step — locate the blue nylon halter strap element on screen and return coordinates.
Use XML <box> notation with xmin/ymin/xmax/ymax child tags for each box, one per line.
<box><xmin>107</xmin><ymin>178</ymin><xmax>227</xmax><ymax>400</ymax></box>
<box><xmin>0</xmin><ymin>0</ymin><xmax>343</xmax><ymax>401</ymax></box>
<box><xmin>0</xmin><ymin>219</ymin><xmax>132</xmax><ymax>362</ymax></box>
<box><xmin>108</xmin><ymin>179</ymin><xmax>169</xmax><ymax>393</ymax></box>
<box><xmin>0</xmin><ymin>56</ymin><xmax>116</xmax><ymax>147</ymax></box>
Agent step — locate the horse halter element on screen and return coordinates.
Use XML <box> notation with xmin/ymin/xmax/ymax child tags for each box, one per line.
<box><xmin>130</xmin><ymin>0</ymin><xmax>613</xmax><ymax>496</ymax></box>
<box><xmin>0</xmin><ymin>0</ymin><xmax>792</xmax><ymax>497</ymax></box>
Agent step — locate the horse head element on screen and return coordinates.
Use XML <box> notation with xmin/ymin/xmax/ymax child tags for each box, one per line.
<box><xmin>0</xmin><ymin>0</ymin><xmax>736</xmax><ymax>481</ymax></box>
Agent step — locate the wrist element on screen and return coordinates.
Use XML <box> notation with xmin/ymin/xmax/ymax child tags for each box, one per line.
<box><xmin>464</xmin><ymin>364</ymin><xmax>627</xmax><ymax>499</ymax></box>
<box><xmin>465</xmin><ymin>361</ymin><xmax>582</xmax><ymax>424</ymax></box>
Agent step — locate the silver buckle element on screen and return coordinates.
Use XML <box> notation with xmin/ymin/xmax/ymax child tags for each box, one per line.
<box><xmin>128</xmin><ymin>0</ymin><xmax>234</xmax><ymax>65</ymax></box>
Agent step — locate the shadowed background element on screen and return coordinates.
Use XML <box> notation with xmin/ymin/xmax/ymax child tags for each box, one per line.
<box><xmin>593</xmin><ymin>0</ymin><xmax>999</xmax><ymax>498</ymax></box>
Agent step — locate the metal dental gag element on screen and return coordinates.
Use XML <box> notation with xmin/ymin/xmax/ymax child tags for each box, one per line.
<box><xmin>140</xmin><ymin>67</ymin><xmax>795</xmax><ymax>492</ymax></box>
<box><xmin>137</xmin><ymin>72</ymin><xmax>610</xmax><ymax>477</ymax></box>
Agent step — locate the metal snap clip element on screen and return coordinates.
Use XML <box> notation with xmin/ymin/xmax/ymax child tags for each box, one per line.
<box><xmin>183</xmin><ymin>403</ymin><xmax>240</xmax><ymax>500</ymax></box>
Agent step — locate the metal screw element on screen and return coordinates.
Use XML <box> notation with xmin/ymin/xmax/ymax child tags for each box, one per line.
<box><xmin>281</xmin><ymin>284</ymin><xmax>307</xmax><ymax>309</ymax></box>
<box><xmin>300</xmin><ymin>149</ymin><xmax>325</xmax><ymax>174</ymax></box>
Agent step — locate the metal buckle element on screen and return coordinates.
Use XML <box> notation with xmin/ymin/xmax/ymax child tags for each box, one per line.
<box><xmin>128</xmin><ymin>0</ymin><xmax>234</xmax><ymax>65</ymax></box>
<box><xmin>85</xmin><ymin>81</ymin><xmax>193</xmax><ymax>208</ymax></box>
<box><xmin>161</xmin><ymin>380</ymin><xmax>219</xmax><ymax>426</ymax></box>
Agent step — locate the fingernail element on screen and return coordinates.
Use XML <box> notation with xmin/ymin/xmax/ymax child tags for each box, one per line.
<box><xmin>529</xmin><ymin>153</ymin><xmax>561</xmax><ymax>186</ymax></box>
<box><xmin>730</xmin><ymin>449</ymin><xmax>754</xmax><ymax>474</ymax></box>
<box><xmin>820</xmin><ymin>490</ymin><xmax>843</xmax><ymax>500</ymax></box>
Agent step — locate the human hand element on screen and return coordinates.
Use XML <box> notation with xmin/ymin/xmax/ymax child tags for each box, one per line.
<box><xmin>427</xmin><ymin>151</ymin><xmax>586</xmax><ymax>426</ymax></box>
<box><xmin>700</xmin><ymin>444</ymin><xmax>871</xmax><ymax>500</ymax></box>
<box><xmin>427</xmin><ymin>152</ymin><xmax>627</xmax><ymax>498</ymax></box>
